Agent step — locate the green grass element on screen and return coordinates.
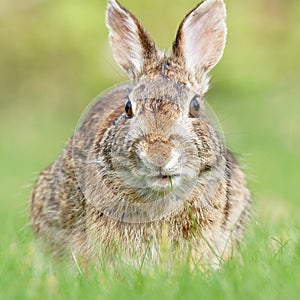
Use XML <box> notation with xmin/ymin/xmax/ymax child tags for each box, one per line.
<box><xmin>1</xmin><ymin>220</ymin><xmax>300</xmax><ymax>299</ymax></box>
<box><xmin>1</xmin><ymin>0</ymin><xmax>300</xmax><ymax>299</ymax></box>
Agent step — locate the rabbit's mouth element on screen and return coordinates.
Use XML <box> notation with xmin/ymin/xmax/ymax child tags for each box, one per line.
<box><xmin>147</xmin><ymin>174</ymin><xmax>180</xmax><ymax>190</ymax></box>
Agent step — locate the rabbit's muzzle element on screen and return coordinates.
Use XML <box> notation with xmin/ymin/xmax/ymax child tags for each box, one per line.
<box><xmin>136</xmin><ymin>136</ymin><xmax>182</xmax><ymax>188</ymax></box>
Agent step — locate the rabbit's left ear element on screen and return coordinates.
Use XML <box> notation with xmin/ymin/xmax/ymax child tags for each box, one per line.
<box><xmin>106</xmin><ymin>0</ymin><xmax>158</xmax><ymax>79</ymax></box>
<box><xmin>173</xmin><ymin>0</ymin><xmax>227</xmax><ymax>76</ymax></box>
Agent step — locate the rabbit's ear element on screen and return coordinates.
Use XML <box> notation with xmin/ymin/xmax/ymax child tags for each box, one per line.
<box><xmin>106</xmin><ymin>0</ymin><xmax>158</xmax><ymax>79</ymax></box>
<box><xmin>173</xmin><ymin>0</ymin><xmax>227</xmax><ymax>76</ymax></box>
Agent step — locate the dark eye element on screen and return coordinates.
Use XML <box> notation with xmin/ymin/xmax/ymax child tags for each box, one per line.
<box><xmin>189</xmin><ymin>96</ymin><xmax>201</xmax><ymax>118</ymax></box>
<box><xmin>125</xmin><ymin>98</ymin><xmax>133</xmax><ymax>118</ymax></box>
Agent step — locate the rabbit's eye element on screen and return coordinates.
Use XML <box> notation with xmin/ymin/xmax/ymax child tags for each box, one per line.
<box><xmin>125</xmin><ymin>98</ymin><xmax>133</xmax><ymax>118</ymax></box>
<box><xmin>189</xmin><ymin>96</ymin><xmax>201</xmax><ymax>118</ymax></box>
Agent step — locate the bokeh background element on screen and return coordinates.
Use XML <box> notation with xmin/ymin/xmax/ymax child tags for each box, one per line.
<box><xmin>1</xmin><ymin>0</ymin><xmax>299</xmax><ymax>275</ymax></box>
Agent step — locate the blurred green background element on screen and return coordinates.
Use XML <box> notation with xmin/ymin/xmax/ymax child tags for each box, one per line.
<box><xmin>1</xmin><ymin>0</ymin><xmax>299</xmax><ymax>267</ymax></box>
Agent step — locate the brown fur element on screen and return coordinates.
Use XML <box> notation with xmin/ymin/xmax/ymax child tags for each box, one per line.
<box><xmin>31</xmin><ymin>0</ymin><xmax>251</xmax><ymax>269</ymax></box>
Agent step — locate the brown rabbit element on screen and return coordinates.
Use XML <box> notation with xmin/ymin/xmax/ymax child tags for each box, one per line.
<box><xmin>31</xmin><ymin>0</ymin><xmax>251</xmax><ymax>269</ymax></box>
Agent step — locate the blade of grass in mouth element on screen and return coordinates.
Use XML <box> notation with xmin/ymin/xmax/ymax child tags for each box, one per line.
<box><xmin>169</xmin><ymin>176</ymin><xmax>173</xmax><ymax>190</ymax></box>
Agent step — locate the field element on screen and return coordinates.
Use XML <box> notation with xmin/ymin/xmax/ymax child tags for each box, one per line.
<box><xmin>1</xmin><ymin>0</ymin><xmax>300</xmax><ymax>299</ymax></box>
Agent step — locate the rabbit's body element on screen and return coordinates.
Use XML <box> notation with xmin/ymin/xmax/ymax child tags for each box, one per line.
<box><xmin>31</xmin><ymin>0</ymin><xmax>251</xmax><ymax>269</ymax></box>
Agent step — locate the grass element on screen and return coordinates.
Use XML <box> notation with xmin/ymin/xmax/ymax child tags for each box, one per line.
<box><xmin>1</xmin><ymin>219</ymin><xmax>300</xmax><ymax>300</ymax></box>
<box><xmin>1</xmin><ymin>0</ymin><xmax>300</xmax><ymax>299</ymax></box>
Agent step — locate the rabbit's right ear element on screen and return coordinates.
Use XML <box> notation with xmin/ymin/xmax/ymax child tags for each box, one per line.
<box><xmin>106</xmin><ymin>0</ymin><xmax>159</xmax><ymax>79</ymax></box>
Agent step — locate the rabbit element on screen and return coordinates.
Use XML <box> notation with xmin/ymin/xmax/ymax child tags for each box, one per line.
<box><xmin>31</xmin><ymin>0</ymin><xmax>251</xmax><ymax>269</ymax></box>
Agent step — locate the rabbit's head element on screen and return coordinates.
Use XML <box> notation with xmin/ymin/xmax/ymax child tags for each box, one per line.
<box><xmin>90</xmin><ymin>0</ymin><xmax>227</xmax><ymax>221</ymax></box>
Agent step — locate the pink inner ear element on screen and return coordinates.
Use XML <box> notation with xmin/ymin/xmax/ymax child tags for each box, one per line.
<box><xmin>183</xmin><ymin>6</ymin><xmax>226</xmax><ymax>73</ymax></box>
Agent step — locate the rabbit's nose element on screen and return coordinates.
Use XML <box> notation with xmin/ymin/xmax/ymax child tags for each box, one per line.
<box><xmin>138</xmin><ymin>140</ymin><xmax>173</xmax><ymax>169</ymax></box>
<box><xmin>146</xmin><ymin>142</ymin><xmax>172</xmax><ymax>168</ymax></box>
